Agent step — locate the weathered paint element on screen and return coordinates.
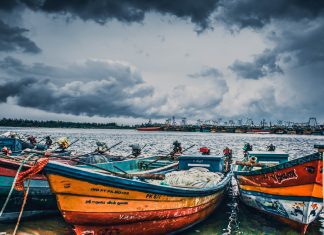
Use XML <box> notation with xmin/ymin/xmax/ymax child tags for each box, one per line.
<box><xmin>63</xmin><ymin>197</ymin><xmax>220</xmax><ymax>225</ymax></box>
<box><xmin>240</xmin><ymin>190</ymin><xmax>322</xmax><ymax>224</ymax></box>
<box><xmin>73</xmin><ymin>202</ymin><xmax>217</xmax><ymax>235</ymax></box>
<box><xmin>235</xmin><ymin>153</ymin><xmax>323</xmax><ymax>234</ymax></box>
<box><xmin>237</xmin><ymin>159</ymin><xmax>322</xmax><ymax>187</ymax></box>
<box><xmin>44</xmin><ymin>160</ymin><xmax>231</xmax><ymax>235</ymax></box>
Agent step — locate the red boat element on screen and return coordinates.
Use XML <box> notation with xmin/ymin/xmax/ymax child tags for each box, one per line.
<box><xmin>234</xmin><ymin>147</ymin><xmax>323</xmax><ymax>234</ymax></box>
<box><xmin>136</xmin><ymin>127</ymin><xmax>161</xmax><ymax>131</ymax></box>
<box><xmin>246</xmin><ymin>129</ymin><xmax>272</xmax><ymax>134</ymax></box>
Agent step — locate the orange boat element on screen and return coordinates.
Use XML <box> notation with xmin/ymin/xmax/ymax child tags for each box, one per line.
<box><xmin>44</xmin><ymin>155</ymin><xmax>231</xmax><ymax>235</ymax></box>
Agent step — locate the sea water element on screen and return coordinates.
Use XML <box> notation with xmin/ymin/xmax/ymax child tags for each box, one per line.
<box><xmin>0</xmin><ymin>127</ymin><xmax>323</xmax><ymax>235</ymax></box>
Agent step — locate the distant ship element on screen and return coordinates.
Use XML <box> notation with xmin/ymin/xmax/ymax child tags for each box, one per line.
<box><xmin>246</xmin><ymin>129</ymin><xmax>272</xmax><ymax>134</ymax></box>
<box><xmin>136</xmin><ymin>126</ymin><xmax>161</xmax><ymax>131</ymax></box>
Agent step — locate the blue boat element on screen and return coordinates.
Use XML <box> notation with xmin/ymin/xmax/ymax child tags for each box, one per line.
<box><xmin>0</xmin><ymin>137</ymin><xmax>33</xmax><ymax>154</ymax></box>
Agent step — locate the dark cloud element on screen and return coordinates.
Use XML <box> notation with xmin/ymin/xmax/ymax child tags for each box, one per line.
<box><xmin>0</xmin><ymin>57</ymin><xmax>155</xmax><ymax>117</ymax></box>
<box><xmin>272</xmin><ymin>19</ymin><xmax>324</xmax><ymax>66</ymax></box>
<box><xmin>218</xmin><ymin>0</ymin><xmax>324</xmax><ymax>29</ymax></box>
<box><xmin>229</xmin><ymin>49</ymin><xmax>283</xmax><ymax>79</ymax></box>
<box><xmin>0</xmin><ymin>56</ymin><xmax>144</xmax><ymax>85</ymax></box>
<box><xmin>0</xmin><ymin>19</ymin><xmax>41</xmax><ymax>53</ymax></box>
<box><xmin>188</xmin><ymin>67</ymin><xmax>223</xmax><ymax>78</ymax></box>
<box><xmin>0</xmin><ymin>0</ymin><xmax>19</xmax><ymax>11</ymax></box>
<box><xmin>4</xmin><ymin>0</ymin><xmax>221</xmax><ymax>32</ymax></box>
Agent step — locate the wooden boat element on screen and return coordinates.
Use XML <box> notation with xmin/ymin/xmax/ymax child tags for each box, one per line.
<box><xmin>234</xmin><ymin>148</ymin><xmax>323</xmax><ymax>234</ymax></box>
<box><xmin>0</xmin><ymin>158</ymin><xmax>58</xmax><ymax>222</ymax></box>
<box><xmin>44</xmin><ymin>155</ymin><xmax>232</xmax><ymax>235</ymax></box>
<box><xmin>0</xmin><ymin>155</ymin><xmax>177</xmax><ymax>222</ymax></box>
<box><xmin>0</xmin><ymin>137</ymin><xmax>33</xmax><ymax>154</ymax></box>
<box><xmin>136</xmin><ymin>126</ymin><xmax>161</xmax><ymax>131</ymax></box>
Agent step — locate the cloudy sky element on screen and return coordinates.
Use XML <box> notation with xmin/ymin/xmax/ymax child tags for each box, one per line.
<box><xmin>0</xmin><ymin>1</ymin><xmax>323</xmax><ymax>124</ymax></box>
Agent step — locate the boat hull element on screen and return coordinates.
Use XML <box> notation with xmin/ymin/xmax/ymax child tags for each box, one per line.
<box><xmin>44</xmin><ymin>161</ymin><xmax>231</xmax><ymax>235</ymax></box>
<box><xmin>72</xmin><ymin>201</ymin><xmax>218</xmax><ymax>235</ymax></box>
<box><xmin>0</xmin><ymin>162</ymin><xmax>58</xmax><ymax>222</ymax></box>
<box><xmin>235</xmin><ymin>153</ymin><xmax>323</xmax><ymax>233</ymax></box>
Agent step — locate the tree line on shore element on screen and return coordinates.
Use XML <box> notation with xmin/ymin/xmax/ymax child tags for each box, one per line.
<box><xmin>0</xmin><ymin>118</ymin><xmax>135</xmax><ymax>129</ymax></box>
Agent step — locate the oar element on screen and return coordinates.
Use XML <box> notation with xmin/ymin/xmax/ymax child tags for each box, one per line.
<box><xmin>71</xmin><ymin>141</ymin><xmax>123</xmax><ymax>160</ymax></box>
<box><xmin>49</xmin><ymin>154</ymin><xmax>165</xmax><ymax>180</ymax></box>
<box><xmin>144</xmin><ymin>144</ymin><xmax>195</xmax><ymax>168</ymax></box>
<box><xmin>113</xmin><ymin>165</ymin><xmax>128</xmax><ymax>174</ymax></box>
<box><xmin>106</xmin><ymin>141</ymin><xmax>123</xmax><ymax>152</ymax></box>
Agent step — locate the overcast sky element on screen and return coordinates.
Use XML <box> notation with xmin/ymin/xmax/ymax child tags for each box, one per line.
<box><xmin>0</xmin><ymin>1</ymin><xmax>323</xmax><ymax>124</ymax></box>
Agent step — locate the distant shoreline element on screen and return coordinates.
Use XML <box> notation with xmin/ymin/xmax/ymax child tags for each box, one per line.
<box><xmin>0</xmin><ymin>118</ymin><xmax>134</xmax><ymax>129</ymax></box>
<box><xmin>1</xmin><ymin>118</ymin><xmax>323</xmax><ymax>136</ymax></box>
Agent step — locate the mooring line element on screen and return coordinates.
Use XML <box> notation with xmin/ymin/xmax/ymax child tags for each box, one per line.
<box><xmin>0</xmin><ymin>154</ymin><xmax>35</xmax><ymax>217</ymax></box>
<box><xmin>13</xmin><ymin>179</ymin><xmax>31</xmax><ymax>235</ymax></box>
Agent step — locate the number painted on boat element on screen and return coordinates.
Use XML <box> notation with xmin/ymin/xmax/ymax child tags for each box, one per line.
<box><xmin>90</xmin><ymin>187</ymin><xmax>129</xmax><ymax>195</ymax></box>
<box><xmin>146</xmin><ymin>193</ymin><xmax>161</xmax><ymax>199</ymax></box>
<box><xmin>84</xmin><ymin>199</ymin><xmax>128</xmax><ymax>205</ymax></box>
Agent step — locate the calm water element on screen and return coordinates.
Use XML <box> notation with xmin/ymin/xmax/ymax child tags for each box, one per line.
<box><xmin>0</xmin><ymin>127</ymin><xmax>323</xmax><ymax>235</ymax></box>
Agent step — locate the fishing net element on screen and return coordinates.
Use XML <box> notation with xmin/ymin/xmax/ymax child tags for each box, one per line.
<box><xmin>148</xmin><ymin>167</ymin><xmax>223</xmax><ymax>188</ymax></box>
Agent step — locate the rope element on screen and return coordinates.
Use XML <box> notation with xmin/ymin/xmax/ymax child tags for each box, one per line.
<box><xmin>13</xmin><ymin>179</ymin><xmax>31</xmax><ymax>235</ymax></box>
<box><xmin>14</xmin><ymin>157</ymin><xmax>49</xmax><ymax>191</ymax></box>
<box><xmin>0</xmin><ymin>154</ymin><xmax>35</xmax><ymax>217</ymax></box>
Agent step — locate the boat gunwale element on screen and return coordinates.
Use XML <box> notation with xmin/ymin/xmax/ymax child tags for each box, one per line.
<box><xmin>44</xmin><ymin>161</ymin><xmax>232</xmax><ymax>197</ymax></box>
<box><xmin>234</xmin><ymin>152</ymin><xmax>322</xmax><ymax>176</ymax></box>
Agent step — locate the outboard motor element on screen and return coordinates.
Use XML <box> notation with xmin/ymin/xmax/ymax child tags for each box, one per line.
<box><xmin>27</xmin><ymin>135</ymin><xmax>37</xmax><ymax>146</ymax></box>
<box><xmin>172</xmin><ymin>141</ymin><xmax>182</xmax><ymax>154</ymax></box>
<box><xmin>45</xmin><ymin>136</ymin><xmax>53</xmax><ymax>148</ymax></box>
<box><xmin>96</xmin><ymin>141</ymin><xmax>109</xmax><ymax>154</ymax></box>
<box><xmin>267</xmin><ymin>144</ymin><xmax>276</xmax><ymax>151</ymax></box>
<box><xmin>130</xmin><ymin>144</ymin><xmax>141</xmax><ymax>157</ymax></box>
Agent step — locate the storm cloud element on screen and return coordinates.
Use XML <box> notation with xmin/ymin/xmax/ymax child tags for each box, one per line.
<box><xmin>217</xmin><ymin>0</ymin><xmax>324</xmax><ymax>30</ymax></box>
<box><xmin>0</xmin><ymin>58</ymin><xmax>155</xmax><ymax>117</ymax></box>
<box><xmin>1</xmin><ymin>1</ymin><xmax>324</xmax><ymax>122</ymax></box>
<box><xmin>229</xmin><ymin>49</ymin><xmax>283</xmax><ymax>79</ymax></box>
<box><xmin>2</xmin><ymin>0</ymin><xmax>222</xmax><ymax>32</ymax></box>
<box><xmin>0</xmin><ymin>19</ymin><xmax>41</xmax><ymax>53</ymax></box>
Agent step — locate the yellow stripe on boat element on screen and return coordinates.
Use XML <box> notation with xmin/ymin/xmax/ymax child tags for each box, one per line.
<box><xmin>56</xmin><ymin>193</ymin><xmax>220</xmax><ymax>213</ymax></box>
<box><xmin>239</xmin><ymin>183</ymin><xmax>322</xmax><ymax>198</ymax></box>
